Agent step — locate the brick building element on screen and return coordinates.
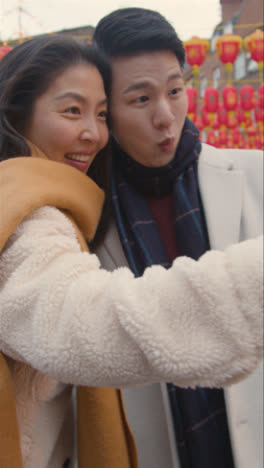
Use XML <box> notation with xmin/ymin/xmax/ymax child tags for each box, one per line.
<box><xmin>184</xmin><ymin>0</ymin><xmax>264</xmax><ymax>98</ymax></box>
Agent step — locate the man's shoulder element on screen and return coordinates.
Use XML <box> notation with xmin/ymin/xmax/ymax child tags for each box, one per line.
<box><xmin>200</xmin><ymin>143</ymin><xmax>263</xmax><ymax>172</ymax></box>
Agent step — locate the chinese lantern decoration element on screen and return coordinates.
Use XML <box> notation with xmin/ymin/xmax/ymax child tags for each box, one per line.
<box><xmin>218</xmin><ymin>128</ymin><xmax>228</xmax><ymax>148</ymax></box>
<box><xmin>226</xmin><ymin>135</ymin><xmax>234</xmax><ymax>148</ymax></box>
<box><xmin>201</xmin><ymin>105</ymin><xmax>211</xmax><ymax>130</ymax></box>
<box><xmin>215</xmin><ymin>34</ymin><xmax>242</xmax><ymax>84</ymax></box>
<box><xmin>245</xmin><ymin>114</ymin><xmax>253</xmax><ymax>128</ymax></box>
<box><xmin>231</xmin><ymin>128</ymin><xmax>242</xmax><ymax>148</ymax></box>
<box><xmin>222</xmin><ymin>85</ymin><xmax>238</xmax><ymax>114</ymax></box>
<box><xmin>237</xmin><ymin>104</ymin><xmax>246</xmax><ymax>128</ymax></box>
<box><xmin>196</xmin><ymin>117</ymin><xmax>204</xmax><ymax>141</ymax></box>
<box><xmin>206</xmin><ymin>130</ymin><xmax>218</xmax><ymax>147</ymax></box>
<box><xmin>254</xmin><ymin>107</ymin><xmax>264</xmax><ymax>132</ymax></box>
<box><xmin>0</xmin><ymin>45</ymin><xmax>12</xmax><ymax>60</ymax></box>
<box><xmin>240</xmin><ymin>85</ymin><xmax>255</xmax><ymax>117</ymax></box>
<box><xmin>258</xmin><ymin>85</ymin><xmax>264</xmax><ymax>109</ymax></box>
<box><xmin>244</xmin><ymin>29</ymin><xmax>264</xmax><ymax>75</ymax></box>
<box><xmin>195</xmin><ymin>116</ymin><xmax>204</xmax><ymax>135</ymax></box>
<box><xmin>212</xmin><ymin>114</ymin><xmax>220</xmax><ymax>130</ymax></box>
<box><xmin>238</xmin><ymin>133</ymin><xmax>246</xmax><ymax>149</ymax></box>
<box><xmin>247</xmin><ymin>125</ymin><xmax>258</xmax><ymax>148</ymax></box>
<box><xmin>203</xmin><ymin>87</ymin><xmax>219</xmax><ymax>124</ymax></box>
<box><xmin>184</xmin><ymin>37</ymin><xmax>210</xmax><ymax>85</ymax></box>
<box><xmin>217</xmin><ymin>104</ymin><xmax>228</xmax><ymax>128</ymax></box>
<box><xmin>255</xmin><ymin>132</ymin><xmax>264</xmax><ymax>150</ymax></box>
<box><xmin>186</xmin><ymin>87</ymin><xmax>198</xmax><ymax>121</ymax></box>
<box><xmin>226</xmin><ymin>112</ymin><xmax>238</xmax><ymax>130</ymax></box>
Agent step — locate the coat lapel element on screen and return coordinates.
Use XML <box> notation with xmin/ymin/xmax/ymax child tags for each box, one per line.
<box><xmin>198</xmin><ymin>145</ymin><xmax>244</xmax><ymax>250</ymax></box>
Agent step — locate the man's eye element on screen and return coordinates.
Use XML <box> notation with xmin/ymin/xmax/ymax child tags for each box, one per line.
<box><xmin>136</xmin><ymin>95</ymin><xmax>149</xmax><ymax>103</ymax></box>
<box><xmin>169</xmin><ymin>88</ymin><xmax>180</xmax><ymax>96</ymax></box>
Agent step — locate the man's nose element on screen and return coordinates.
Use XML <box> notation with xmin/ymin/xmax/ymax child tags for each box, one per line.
<box><xmin>153</xmin><ymin>99</ymin><xmax>175</xmax><ymax>129</ymax></box>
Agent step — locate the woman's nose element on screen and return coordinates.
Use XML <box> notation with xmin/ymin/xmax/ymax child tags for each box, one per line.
<box><xmin>80</xmin><ymin>119</ymin><xmax>100</xmax><ymax>142</ymax></box>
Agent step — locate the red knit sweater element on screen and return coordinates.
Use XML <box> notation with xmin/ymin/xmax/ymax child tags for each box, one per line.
<box><xmin>146</xmin><ymin>194</ymin><xmax>178</xmax><ymax>263</ymax></box>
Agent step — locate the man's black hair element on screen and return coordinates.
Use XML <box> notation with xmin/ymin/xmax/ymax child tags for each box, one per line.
<box><xmin>94</xmin><ymin>7</ymin><xmax>185</xmax><ymax>68</ymax></box>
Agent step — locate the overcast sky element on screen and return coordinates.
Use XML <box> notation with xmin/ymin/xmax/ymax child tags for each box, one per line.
<box><xmin>0</xmin><ymin>0</ymin><xmax>221</xmax><ymax>42</ymax></box>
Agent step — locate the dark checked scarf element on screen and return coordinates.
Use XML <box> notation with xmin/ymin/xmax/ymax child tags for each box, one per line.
<box><xmin>111</xmin><ymin>118</ymin><xmax>234</xmax><ymax>468</ymax></box>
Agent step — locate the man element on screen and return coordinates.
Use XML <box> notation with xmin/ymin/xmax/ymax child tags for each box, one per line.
<box><xmin>93</xmin><ymin>8</ymin><xmax>263</xmax><ymax>468</ymax></box>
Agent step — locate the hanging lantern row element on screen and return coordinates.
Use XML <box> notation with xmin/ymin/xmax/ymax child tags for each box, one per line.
<box><xmin>203</xmin><ymin>126</ymin><xmax>263</xmax><ymax>149</ymax></box>
<box><xmin>187</xmin><ymin>84</ymin><xmax>263</xmax><ymax>121</ymax></box>
<box><xmin>187</xmin><ymin>84</ymin><xmax>264</xmax><ymax>149</ymax></box>
<box><xmin>184</xmin><ymin>29</ymin><xmax>264</xmax><ymax>83</ymax></box>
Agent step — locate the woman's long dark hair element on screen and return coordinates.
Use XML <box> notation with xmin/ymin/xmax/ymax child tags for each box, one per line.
<box><xmin>0</xmin><ymin>35</ymin><xmax>112</xmax><ymax>248</ymax></box>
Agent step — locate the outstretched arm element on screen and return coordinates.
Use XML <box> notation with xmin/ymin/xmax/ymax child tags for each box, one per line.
<box><xmin>0</xmin><ymin>206</ymin><xmax>262</xmax><ymax>388</ymax></box>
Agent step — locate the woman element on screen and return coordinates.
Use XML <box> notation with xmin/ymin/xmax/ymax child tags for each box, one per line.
<box><xmin>0</xmin><ymin>35</ymin><xmax>262</xmax><ymax>468</ymax></box>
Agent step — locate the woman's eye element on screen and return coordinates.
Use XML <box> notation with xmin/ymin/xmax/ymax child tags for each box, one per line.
<box><xmin>98</xmin><ymin>110</ymin><xmax>108</xmax><ymax>120</ymax></box>
<box><xmin>64</xmin><ymin>106</ymin><xmax>80</xmax><ymax>115</ymax></box>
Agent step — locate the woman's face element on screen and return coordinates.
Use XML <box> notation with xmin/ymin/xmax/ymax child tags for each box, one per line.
<box><xmin>24</xmin><ymin>63</ymin><xmax>109</xmax><ymax>173</ymax></box>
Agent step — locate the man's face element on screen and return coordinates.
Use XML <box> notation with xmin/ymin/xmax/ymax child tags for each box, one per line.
<box><xmin>110</xmin><ymin>50</ymin><xmax>188</xmax><ymax>168</ymax></box>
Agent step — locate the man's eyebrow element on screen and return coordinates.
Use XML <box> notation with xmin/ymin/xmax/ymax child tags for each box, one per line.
<box><xmin>54</xmin><ymin>92</ymin><xmax>107</xmax><ymax>105</ymax></box>
<box><xmin>123</xmin><ymin>73</ymin><xmax>183</xmax><ymax>94</ymax></box>
<box><xmin>123</xmin><ymin>82</ymin><xmax>150</xmax><ymax>94</ymax></box>
<box><xmin>168</xmin><ymin>73</ymin><xmax>183</xmax><ymax>81</ymax></box>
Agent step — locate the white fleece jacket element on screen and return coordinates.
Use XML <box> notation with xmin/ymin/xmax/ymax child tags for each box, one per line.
<box><xmin>0</xmin><ymin>205</ymin><xmax>263</xmax><ymax>467</ymax></box>
<box><xmin>0</xmin><ymin>205</ymin><xmax>263</xmax><ymax>389</ymax></box>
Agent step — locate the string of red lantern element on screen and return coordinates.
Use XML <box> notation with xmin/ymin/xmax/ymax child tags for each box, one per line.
<box><xmin>186</xmin><ymin>83</ymin><xmax>264</xmax><ymax>149</ymax></box>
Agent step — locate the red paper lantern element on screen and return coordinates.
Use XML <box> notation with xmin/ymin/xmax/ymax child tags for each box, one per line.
<box><xmin>255</xmin><ymin>132</ymin><xmax>264</xmax><ymax>150</ymax></box>
<box><xmin>186</xmin><ymin>87</ymin><xmax>198</xmax><ymax>120</ymax></box>
<box><xmin>254</xmin><ymin>107</ymin><xmax>264</xmax><ymax>132</ymax></box>
<box><xmin>231</xmin><ymin>128</ymin><xmax>242</xmax><ymax>147</ymax></box>
<box><xmin>201</xmin><ymin>106</ymin><xmax>211</xmax><ymax>129</ymax></box>
<box><xmin>203</xmin><ymin>87</ymin><xmax>219</xmax><ymax>114</ymax></box>
<box><xmin>222</xmin><ymin>85</ymin><xmax>238</xmax><ymax>113</ymax></box>
<box><xmin>217</xmin><ymin>104</ymin><xmax>228</xmax><ymax>128</ymax></box>
<box><xmin>240</xmin><ymin>85</ymin><xmax>255</xmax><ymax>116</ymax></box>
<box><xmin>238</xmin><ymin>133</ymin><xmax>246</xmax><ymax>149</ymax></box>
<box><xmin>218</xmin><ymin>128</ymin><xmax>228</xmax><ymax>147</ymax></box>
<box><xmin>0</xmin><ymin>46</ymin><xmax>12</xmax><ymax>60</ymax></box>
<box><xmin>237</xmin><ymin>104</ymin><xmax>246</xmax><ymax>127</ymax></box>
<box><xmin>244</xmin><ymin>29</ymin><xmax>264</xmax><ymax>71</ymax></box>
<box><xmin>212</xmin><ymin>114</ymin><xmax>220</xmax><ymax>130</ymax></box>
<box><xmin>206</xmin><ymin>130</ymin><xmax>218</xmax><ymax>147</ymax></box>
<box><xmin>245</xmin><ymin>114</ymin><xmax>253</xmax><ymax>128</ymax></box>
<box><xmin>195</xmin><ymin>116</ymin><xmax>204</xmax><ymax>132</ymax></box>
<box><xmin>247</xmin><ymin>125</ymin><xmax>258</xmax><ymax>138</ymax></box>
<box><xmin>247</xmin><ymin>125</ymin><xmax>258</xmax><ymax>148</ymax></box>
<box><xmin>226</xmin><ymin>135</ymin><xmax>234</xmax><ymax>148</ymax></box>
<box><xmin>258</xmin><ymin>85</ymin><xmax>264</xmax><ymax>109</ymax></box>
<box><xmin>226</xmin><ymin>113</ymin><xmax>238</xmax><ymax>130</ymax></box>
<box><xmin>184</xmin><ymin>37</ymin><xmax>210</xmax><ymax>76</ymax></box>
<box><xmin>215</xmin><ymin>34</ymin><xmax>242</xmax><ymax>73</ymax></box>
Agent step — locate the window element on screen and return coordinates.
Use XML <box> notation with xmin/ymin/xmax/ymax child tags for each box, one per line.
<box><xmin>223</xmin><ymin>21</ymin><xmax>233</xmax><ymax>34</ymax></box>
<box><xmin>200</xmin><ymin>76</ymin><xmax>208</xmax><ymax>98</ymax></box>
<box><xmin>234</xmin><ymin>53</ymin><xmax>246</xmax><ymax>80</ymax></box>
<box><xmin>247</xmin><ymin>59</ymin><xmax>258</xmax><ymax>73</ymax></box>
<box><xmin>213</xmin><ymin>67</ymin><xmax>221</xmax><ymax>88</ymax></box>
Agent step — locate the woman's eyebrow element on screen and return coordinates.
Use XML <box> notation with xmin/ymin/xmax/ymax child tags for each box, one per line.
<box><xmin>54</xmin><ymin>92</ymin><xmax>108</xmax><ymax>106</ymax></box>
<box><xmin>54</xmin><ymin>92</ymin><xmax>86</xmax><ymax>103</ymax></box>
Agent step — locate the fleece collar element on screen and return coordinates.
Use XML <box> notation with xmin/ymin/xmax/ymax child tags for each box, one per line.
<box><xmin>0</xmin><ymin>144</ymin><xmax>104</xmax><ymax>252</ymax></box>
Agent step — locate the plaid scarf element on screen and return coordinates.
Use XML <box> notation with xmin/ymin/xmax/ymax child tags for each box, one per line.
<box><xmin>111</xmin><ymin>118</ymin><xmax>234</xmax><ymax>468</ymax></box>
